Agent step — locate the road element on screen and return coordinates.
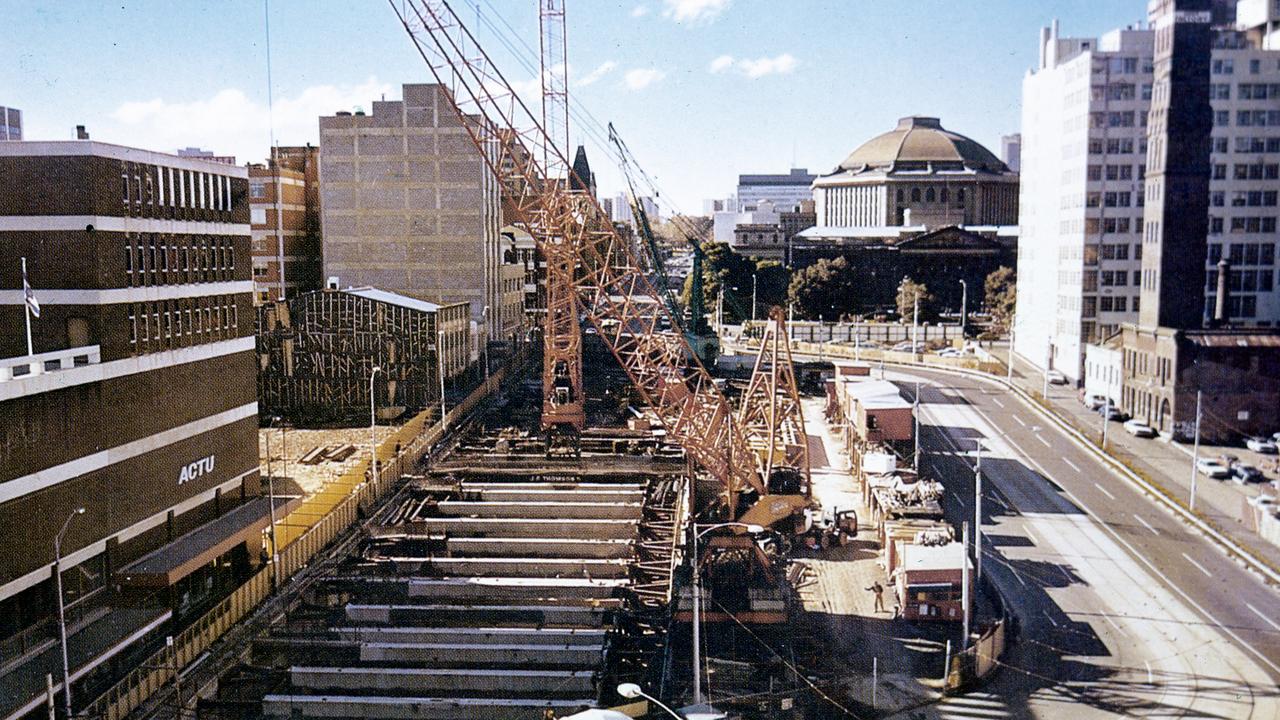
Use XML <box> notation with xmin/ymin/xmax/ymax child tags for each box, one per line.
<box><xmin>882</xmin><ymin>366</ymin><xmax>1280</xmax><ymax>719</ymax></box>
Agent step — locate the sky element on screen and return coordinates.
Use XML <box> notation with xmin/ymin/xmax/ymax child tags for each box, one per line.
<box><xmin>3</xmin><ymin>0</ymin><xmax>1145</xmax><ymax>214</ymax></box>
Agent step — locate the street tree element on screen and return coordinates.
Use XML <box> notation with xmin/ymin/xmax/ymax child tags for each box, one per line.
<box><xmin>983</xmin><ymin>266</ymin><xmax>1016</xmax><ymax>332</ymax></box>
<box><xmin>896</xmin><ymin>276</ymin><xmax>934</xmax><ymax>324</ymax></box>
<box><xmin>788</xmin><ymin>256</ymin><xmax>856</xmax><ymax>320</ymax></box>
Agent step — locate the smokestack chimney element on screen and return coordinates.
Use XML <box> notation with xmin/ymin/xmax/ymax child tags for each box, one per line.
<box><xmin>1213</xmin><ymin>258</ymin><xmax>1230</xmax><ymax>327</ymax></box>
<box><xmin>75</xmin><ymin>125</ymin><xmax>89</xmax><ymax>140</ymax></box>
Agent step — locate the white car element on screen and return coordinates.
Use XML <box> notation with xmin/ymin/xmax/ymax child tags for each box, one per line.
<box><xmin>1123</xmin><ymin>420</ymin><xmax>1156</xmax><ymax>438</ymax></box>
<box><xmin>1045</xmin><ymin>370</ymin><xmax>1068</xmax><ymax>385</ymax></box>
<box><xmin>1083</xmin><ymin>394</ymin><xmax>1111</xmax><ymax>411</ymax></box>
<box><xmin>1245</xmin><ymin>436</ymin><xmax>1278</xmax><ymax>454</ymax></box>
<box><xmin>937</xmin><ymin>348</ymin><xmax>963</xmax><ymax>358</ymax></box>
<box><xmin>1196</xmin><ymin>458</ymin><xmax>1230</xmax><ymax>479</ymax></box>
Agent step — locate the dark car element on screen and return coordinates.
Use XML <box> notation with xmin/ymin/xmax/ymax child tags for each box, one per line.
<box><xmin>1232</xmin><ymin>464</ymin><xmax>1265</xmax><ymax>484</ymax></box>
<box><xmin>1098</xmin><ymin>405</ymin><xmax>1128</xmax><ymax>421</ymax></box>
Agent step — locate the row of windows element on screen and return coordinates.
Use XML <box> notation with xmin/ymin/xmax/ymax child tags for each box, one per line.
<box><xmin>1088</xmin><ymin>138</ymin><xmax>1146</xmax><ymax>155</ymax></box>
<box><xmin>1212</xmin><ymin>57</ymin><xmax>1280</xmax><ymax>76</ymax></box>
<box><xmin>895</xmin><ymin>187</ymin><xmax>967</xmax><ymax>205</ymax></box>
<box><xmin>1207</xmin><ymin>268</ymin><xmax>1277</xmax><ymax>293</ymax></box>
<box><xmin>1082</xmin><ymin>295</ymin><xmax>1139</xmax><ymax>318</ymax></box>
<box><xmin>1224</xmin><ymin>137</ymin><xmax>1280</xmax><ymax>154</ymax></box>
<box><xmin>1090</xmin><ymin>111</ymin><xmax>1145</xmax><ymax>129</ymax></box>
<box><xmin>121</xmin><ymin>161</ymin><xmax>234</xmax><ymax>213</ymax></box>
<box><xmin>1209</xmin><ymin>216</ymin><xmax>1279</xmax><ymax>234</ymax></box>
<box><xmin>1082</xmin><ymin>270</ymin><xmax>1139</xmax><ymax>291</ymax></box>
<box><xmin>1209</xmin><ymin>242</ymin><xmax>1277</xmax><ymax>266</ymax></box>
<box><xmin>1212</xmin><ymin>189</ymin><xmax>1280</xmax><ymax>207</ymax></box>
<box><xmin>123</xmin><ymin>234</ymin><xmax>237</xmax><ymax>286</ymax></box>
<box><xmin>127</xmin><ymin>296</ymin><xmax>240</xmax><ymax>355</ymax></box>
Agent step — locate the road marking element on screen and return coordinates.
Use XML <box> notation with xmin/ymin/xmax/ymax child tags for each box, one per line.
<box><xmin>1134</xmin><ymin>514</ymin><xmax>1159</xmax><ymax>535</ymax></box>
<box><xmin>1181</xmin><ymin>552</ymin><xmax>1212</xmax><ymax>578</ymax></box>
<box><xmin>991</xmin><ymin>397</ymin><xmax>1005</xmax><ymax>408</ymax></box>
<box><xmin>1012</xmin><ymin>415</ymin><xmax>1027</xmax><ymax>427</ymax></box>
<box><xmin>1102</xmin><ymin>613</ymin><xmax>1124</xmax><ymax>635</ymax></box>
<box><xmin>1043</xmin><ymin>609</ymin><xmax>1059</xmax><ymax>628</ymax></box>
<box><xmin>1145</xmin><ymin>660</ymin><xmax>1153</xmax><ymax>685</ymax></box>
<box><xmin>1035</xmin><ymin>433</ymin><xmax>1052</xmax><ymax>448</ymax></box>
<box><xmin>1024</xmin><ymin>526</ymin><xmax>1040</xmax><ymax>545</ymax></box>
<box><xmin>1094</xmin><ymin>483</ymin><xmax>1116</xmax><ymax>501</ymax></box>
<box><xmin>1246</xmin><ymin>603</ymin><xmax>1280</xmax><ymax>632</ymax></box>
<box><xmin>1063</xmin><ymin>457</ymin><xmax>1082</xmax><ymax>473</ymax></box>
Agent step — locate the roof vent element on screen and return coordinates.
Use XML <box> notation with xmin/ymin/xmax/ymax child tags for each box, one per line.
<box><xmin>335</xmin><ymin>111</ymin><xmax>352</xmax><ymax>117</ymax></box>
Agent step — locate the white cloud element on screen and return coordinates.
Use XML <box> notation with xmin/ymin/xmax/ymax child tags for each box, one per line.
<box><xmin>630</xmin><ymin>5</ymin><xmax>649</xmax><ymax>17</ymax></box>
<box><xmin>661</xmin><ymin>0</ymin><xmax>731</xmax><ymax>24</ymax></box>
<box><xmin>623</xmin><ymin>68</ymin><xmax>666</xmax><ymax>90</ymax></box>
<box><xmin>707</xmin><ymin>53</ymin><xmax>798</xmax><ymax>79</ymax></box>
<box><xmin>104</xmin><ymin>78</ymin><xmax>393</xmax><ymax>164</ymax></box>
<box><xmin>576</xmin><ymin>61</ymin><xmax>618</xmax><ymax>87</ymax></box>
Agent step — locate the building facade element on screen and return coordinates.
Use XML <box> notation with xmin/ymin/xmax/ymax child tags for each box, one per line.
<box><xmin>812</xmin><ymin>117</ymin><xmax>1019</xmax><ymax>230</ymax></box>
<box><xmin>737</xmin><ymin>168</ymin><xmax>816</xmax><ymax>212</ymax></box>
<box><xmin>249</xmin><ymin>145</ymin><xmax>322</xmax><ymax>304</ymax></box>
<box><xmin>1001</xmin><ymin>133</ymin><xmax>1022</xmax><ymax>172</ymax></box>
<box><xmin>319</xmin><ymin>84</ymin><xmax>520</xmax><ymax>348</ymax></box>
<box><xmin>1</xmin><ymin>106</ymin><xmax>20</xmax><ymax>141</ymax></box>
<box><xmin>0</xmin><ymin>141</ymin><xmax>265</xmax><ymax>718</ymax></box>
<box><xmin>1016</xmin><ymin>10</ymin><xmax>1280</xmax><ymax>380</ymax></box>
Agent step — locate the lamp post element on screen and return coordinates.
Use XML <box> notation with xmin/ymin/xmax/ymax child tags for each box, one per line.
<box><xmin>690</xmin><ymin>522</ymin><xmax>764</xmax><ymax>707</ymax></box>
<box><xmin>1007</xmin><ymin>314</ymin><xmax>1016</xmax><ymax>385</ymax></box>
<box><xmin>437</xmin><ymin>329</ymin><xmax>448</xmax><ymax>431</ymax></box>
<box><xmin>481</xmin><ymin>305</ymin><xmax>490</xmax><ymax>383</ymax></box>
<box><xmin>54</xmin><ymin>507</ymin><xmax>85</xmax><ymax>720</ymax></box>
<box><xmin>959</xmin><ymin>279</ymin><xmax>968</xmax><ymax>338</ymax></box>
<box><xmin>369</xmin><ymin>366</ymin><xmax>381</xmax><ymax>484</ymax></box>
<box><xmin>751</xmin><ymin>273</ymin><xmax>757</xmax><ymax>323</ymax></box>
<box><xmin>617</xmin><ymin>683</ymin><xmax>683</xmax><ymax>719</ymax></box>
<box><xmin>264</xmin><ymin>418</ymin><xmax>281</xmax><ymax>580</ymax></box>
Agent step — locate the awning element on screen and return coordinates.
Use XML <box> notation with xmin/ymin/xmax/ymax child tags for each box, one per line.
<box><xmin>117</xmin><ymin>495</ymin><xmax>300</xmax><ymax>588</ymax></box>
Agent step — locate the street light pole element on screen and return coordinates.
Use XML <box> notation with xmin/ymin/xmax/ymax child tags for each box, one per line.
<box><xmin>1101</xmin><ymin>396</ymin><xmax>1111</xmax><ymax>451</ymax></box>
<box><xmin>1042</xmin><ymin>337</ymin><xmax>1052</xmax><ymax>399</ymax></box>
<box><xmin>437</xmin><ymin>329</ymin><xmax>448</xmax><ymax>432</ymax></box>
<box><xmin>751</xmin><ymin>272</ymin><xmax>757</xmax><ymax>323</ymax></box>
<box><xmin>481</xmin><ymin>305</ymin><xmax>490</xmax><ymax>383</ymax></box>
<box><xmin>369</xmin><ymin>366</ymin><xmax>382</xmax><ymax>485</ymax></box>
<box><xmin>1190</xmin><ymin>390</ymin><xmax>1203</xmax><ymax>512</ymax></box>
<box><xmin>1007</xmin><ymin>313</ymin><xmax>1016</xmax><ymax>385</ymax></box>
<box><xmin>959</xmin><ymin>279</ymin><xmax>967</xmax><ymax>338</ymax></box>
<box><xmin>974</xmin><ymin>442</ymin><xmax>982</xmax><ymax>582</ymax></box>
<box><xmin>617</xmin><ymin>683</ymin><xmax>683</xmax><ymax>720</ymax></box>
<box><xmin>913</xmin><ymin>382</ymin><xmax>921</xmax><ymax>472</ymax></box>
<box><xmin>264</xmin><ymin>418</ymin><xmax>281</xmax><ymax>581</ymax></box>
<box><xmin>54</xmin><ymin>507</ymin><xmax>85</xmax><ymax>720</ymax></box>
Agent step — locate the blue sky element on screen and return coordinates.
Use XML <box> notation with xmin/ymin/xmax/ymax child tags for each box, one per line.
<box><xmin>3</xmin><ymin>0</ymin><xmax>1143</xmax><ymax>213</ymax></box>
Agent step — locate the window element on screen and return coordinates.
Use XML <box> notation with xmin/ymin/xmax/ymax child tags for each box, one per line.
<box><xmin>926</xmin><ymin>188</ymin><xmax>935</xmax><ymax>202</ymax></box>
<box><xmin>911</xmin><ymin>188</ymin><xmax>921</xmax><ymax>202</ymax></box>
<box><xmin>1215</xmin><ymin>110</ymin><xmax>1231</xmax><ymax>127</ymax></box>
<box><xmin>1213</xmin><ymin>58</ymin><xmax>1234</xmax><ymax>75</ymax></box>
<box><xmin>251</xmin><ymin>207</ymin><xmax>267</xmax><ymax>225</ymax></box>
<box><xmin>250</xmin><ymin>180</ymin><xmax>266</xmax><ymax>199</ymax></box>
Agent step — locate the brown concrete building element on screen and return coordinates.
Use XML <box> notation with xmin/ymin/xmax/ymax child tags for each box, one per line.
<box><xmin>319</xmin><ymin>84</ymin><xmax>525</xmax><ymax>353</ymax></box>
<box><xmin>249</xmin><ymin>145</ymin><xmax>321</xmax><ymax>304</ymax></box>
<box><xmin>0</xmin><ymin>141</ymin><xmax>271</xmax><ymax>719</ymax></box>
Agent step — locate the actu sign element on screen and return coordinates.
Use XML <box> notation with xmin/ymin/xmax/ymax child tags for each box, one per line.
<box><xmin>179</xmin><ymin>455</ymin><xmax>216</xmax><ymax>485</ymax></box>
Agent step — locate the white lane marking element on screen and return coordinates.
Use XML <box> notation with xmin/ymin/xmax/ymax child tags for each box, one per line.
<box><xmin>1102</xmin><ymin>613</ymin><xmax>1125</xmax><ymax>635</ymax></box>
<box><xmin>1043</xmin><ymin>609</ymin><xmax>1059</xmax><ymax>628</ymax></box>
<box><xmin>939</xmin><ymin>378</ymin><xmax>1280</xmax><ymax>676</ymax></box>
<box><xmin>1246</xmin><ymin>603</ymin><xmax>1280</xmax><ymax>632</ymax></box>
<box><xmin>1012</xmin><ymin>415</ymin><xmax>1027</xmax><ymax>427</ymax></box>
<box><xmin>1063</xmin><ymin>457</ymin><xmax>1082</xmax><ymax>473</ymax></box>
<box><xmin>1181</xmin><ymin>552</ymin><xmax>1212</xmax><ymax>579</ymax></box>
<box><xmin>1094</xmin><ymin>483</ymin><xmax>1116</xmax><ymax>501</ymax></box>
<box><xmin>992</xmin><ymin>397</ymin><xmax>1005</xmax><ymax>408</ymax></box>
<box><xmin>1036</xmin><ymin>433</ymin><xmax>1052</xmax><ymax>448</ymax></box>
<box><xmin>1145</xmin><ymin>660</ymin><xmax>1153</xmax><ymax>685</ymax></box>
<box><xmin>1134</xmin><ymin>514</ymin><xmax>1160</xmax><ymax>536</ymax></box>
<box><xmin>1024</xmin><ymin>526</ymin><xmax>1040</xmax><ymax>546</ymax></box>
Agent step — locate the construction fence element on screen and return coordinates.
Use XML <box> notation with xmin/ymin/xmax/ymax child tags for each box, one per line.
<box><xmin>82</xmin><ymin>356</ymin><xmax>525</xmax><ymax>720</ymax></box>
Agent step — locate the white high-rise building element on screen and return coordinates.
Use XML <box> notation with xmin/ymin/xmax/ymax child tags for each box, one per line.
<box><xmin>1015</xmin><ymin>11</ymin><xmax>1280</xmax><ymax>380</ymax></box>
<box><xmin>0</xmin><ymin>105</ymin><xmax>21</xmax><ymax>141</ymax></box>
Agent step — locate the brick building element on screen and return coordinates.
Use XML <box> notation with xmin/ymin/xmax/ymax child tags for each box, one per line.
<box><xmin>0</xmin><ymin>141</ymin><xmax>270</xmax><ymax>719</ymax></box>
<box><xmin>249</xmin><ymin>145</ymin><xmax>321</xmax><ymax>304</ymax></box>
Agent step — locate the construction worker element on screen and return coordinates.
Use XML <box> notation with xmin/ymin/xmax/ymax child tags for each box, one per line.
<box><xmin>866</xmin><ymin>580</ymin><xmax>886</xmax><ymax>613</ymax></box>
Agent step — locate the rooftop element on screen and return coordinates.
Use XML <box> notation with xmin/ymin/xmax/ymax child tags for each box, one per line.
<box><xmin>833</xmin><ymin>117</ymin><xmax>1010</xmax><ymax>175</ymax></box>
<box><xmin>902</xmin><ymin>542</ymin><xmax>970</xmax><ymax>573</ymax></box>
<box><xmin>838</xmin><ymin>378</ymin><xmax>911</xmax><ymax>410</ymax></box>
<box><xmin>340</xmin><ymin>286</ymin><xmax>443</xmax><ymax>313</ymax></box>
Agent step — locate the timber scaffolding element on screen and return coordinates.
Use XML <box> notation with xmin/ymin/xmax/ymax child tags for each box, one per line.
<box><xmin>229</xmin><ymin>422</ymin><xmax>689</xmax><ymax>720</ymax></box>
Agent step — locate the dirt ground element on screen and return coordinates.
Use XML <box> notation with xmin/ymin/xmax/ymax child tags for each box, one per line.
<box><xmin>258</xmin><ymin>425</ymin><xmax>401</xmax><ymax>497</ymax></box>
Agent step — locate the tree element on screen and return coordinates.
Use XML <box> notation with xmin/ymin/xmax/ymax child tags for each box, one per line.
<box><xmin>680</xmin><ymin>242</ymin><xmax>789</xmax><ymax>323</ymax></box>
<box><xmin>984</xmin><ymin>266</ymin><xmax>1016</xmax><ymax>333</ymax></box>
<box><xmin>788</xmin><ymin>256</ymin><xmax>857</xmax><ymax>321</ymax></box>
<box><xmin>896</xmin><ymin>276</ymin><xmax>934</xmax><ymax>325</ymax></box>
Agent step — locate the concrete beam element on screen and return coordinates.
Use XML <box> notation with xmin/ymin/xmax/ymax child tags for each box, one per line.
<box><xmin>377</xmin><ymin>556</ymin><xmax>631</xmax><ymax>578</ymax></box>
<box><xmin>445</xmin><ymin>537</ymin><xmax>633</xmax><ymax>559</ymax></box>
<box><xmin>262</xmin><ymin>695</ymin><xmax>596</xmax><ymax>720</ymax></box>
<box><xmin>464</xmin><ymin>488</ymin><xmax>645</xmax><ymax>504</ymax></box>
<box><xmin>291</xmin><ymin>666</ymin><xmax>597</xmax><ymax>694</ymax></box>
<box><xmin>405</xmin><ymin>517</ymin><xmax>637</xmax><ymax>539</ymax></box>
<box><xmin>355</xmin><ymin>641</ymin><xmax>603</xmax><ymax>667</ymax></box>
<box><xmin>344</xmin><ymin>603</ymin><xmax>610</xmax><ymax>628</ymax></box>
<box><xmin>405</xmin><ymin>577</ymin><xmax>626</xmax><ymax>601</ymax></box>
<box><xmin>435</xmin><ymin>501</ymin><xmax>642</xmax><ymax>520</ymax></box>
<box><xmin>331</xmin><ymin>626</ymin><xmax>607</xmax><ymax>646</ymax></box>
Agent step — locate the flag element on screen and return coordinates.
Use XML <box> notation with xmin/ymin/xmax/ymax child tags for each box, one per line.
<box><xmin>22</xmin><ymin>261</ymin><xmax>39</xmax><ymax>318</ymax></box>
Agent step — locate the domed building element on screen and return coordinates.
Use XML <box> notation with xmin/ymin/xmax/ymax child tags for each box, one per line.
<box><xmin>812</xmin><ymin>116</ymin><xmax>1019</xmax><ymax>228</ymax></box>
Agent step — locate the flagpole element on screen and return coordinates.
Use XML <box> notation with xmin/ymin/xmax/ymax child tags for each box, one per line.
<box><xmin>22</xmin><ymin>257</ymin><xmax>33</xmax><ymax>357</ymax></box>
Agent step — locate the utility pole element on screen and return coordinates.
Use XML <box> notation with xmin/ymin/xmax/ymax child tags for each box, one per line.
<box><xmin>912</xmin><ymin>293</ymin><xmax>920</xmax><ymax>356</ymax></box>
<box><xmin>438</xmin><ymin>330</ymin><xmax>448</xmax><ymax>431</ymax></box>
<box><xmin>959</xmin><ymin>279</ymin><xmax>967</xmax><ymax>338</ymax></box>
<box><xmin>974</xmin><ymin>443</ymin><xmax>982</xmax><ymax>582</ymax></box>
<box><xmin>751</xmin><ymin>272</ymin><xmax>757</xmax><ymax>323</ymax></box>
<box><xmin>961</xmin><ymin>520</ymin><xmax>971</xmax><ymax>647</ymax></box>
<box><xmin>1101</xmin><ymin>396</ymin><xmax>1111</xmax><ymax>450</ymax></box>
<box><xmin>1042</xmin><ymin>338</ymin><xmax>1052</xmax><ymax>399</ymax></box>
<box><xmin>1189</xmin><ymin>390</ymin><xmax>1202</xmax><ymax>512</ymax></box>
<box><xmin>913</xmin><ymin>382</ymin><xmax>921</xmax><ymax>472</ymax></box>
<box><xmin>369</xmin><ymin>366</ymin><xmax>381</xmax><ymax>485</ymax></box>
<box><xmin>54</xmin><ymin>508</ymin><xmax>84</xmax><ymax>720</ymax></box>
<box><xmin>1007</xmin><ymin>313</ymin><xmax>1016</xmax><ymax>385</ymax></box>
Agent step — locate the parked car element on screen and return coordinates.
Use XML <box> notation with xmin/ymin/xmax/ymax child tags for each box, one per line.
<box><xmin>1098</xmin><ymin>405</ymin><xmax>1128</xmax><ymax>421</ymax></box>
<box><xmin>1245</xmin><ymin>436</ymin><xmax>1278</xmax><ymax>454</ymax></box>
<box><xmin>1272</xmin><ymin>431</ymin><xmax>1280</xmax><ymax>443</ymax></box>
<box><xmin>892</xmin><ymin>341</ymin><xmax>924</xmax><ymax>353</ymax></box>
<box><xmin>1196</xmin><ymin>458</ymin><xmax>1231</xmax><ymax>479</ymax></box>
<box><xmin>1045</xmin><ymin>370</ymin><xmax>1068</xmax><ymax>385</ymax></box>
<box><xmin>936</xmin><ymin>348</ymin><xmax>963</xmax><ymax>358</ymax></box>
<box><xmin>1123</xmin><ymin>419</ymin><xmax>1157</xmax><ymax>438</ymax></box>
<box><xmin>1082</xmin><ymin>393</ymin><xmax>1110</xmax><ymax>410</ymax></box>
<box><xmin>1232</xmin><ymin>463</ymin><xmax>1265</xmax><ymax>484</ymax></box>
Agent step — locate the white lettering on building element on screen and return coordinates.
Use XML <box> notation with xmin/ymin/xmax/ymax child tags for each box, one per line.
<box><xmin>178</xmin><ymin>455</ymin><xmax>216</xmax><ymax>485</ymax></box>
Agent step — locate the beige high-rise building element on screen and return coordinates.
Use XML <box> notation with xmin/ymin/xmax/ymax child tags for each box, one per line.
<box><xmin>319</xmin><ymin>83</ymin><xmax>522</xmax><ymax>347</ymax></box>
